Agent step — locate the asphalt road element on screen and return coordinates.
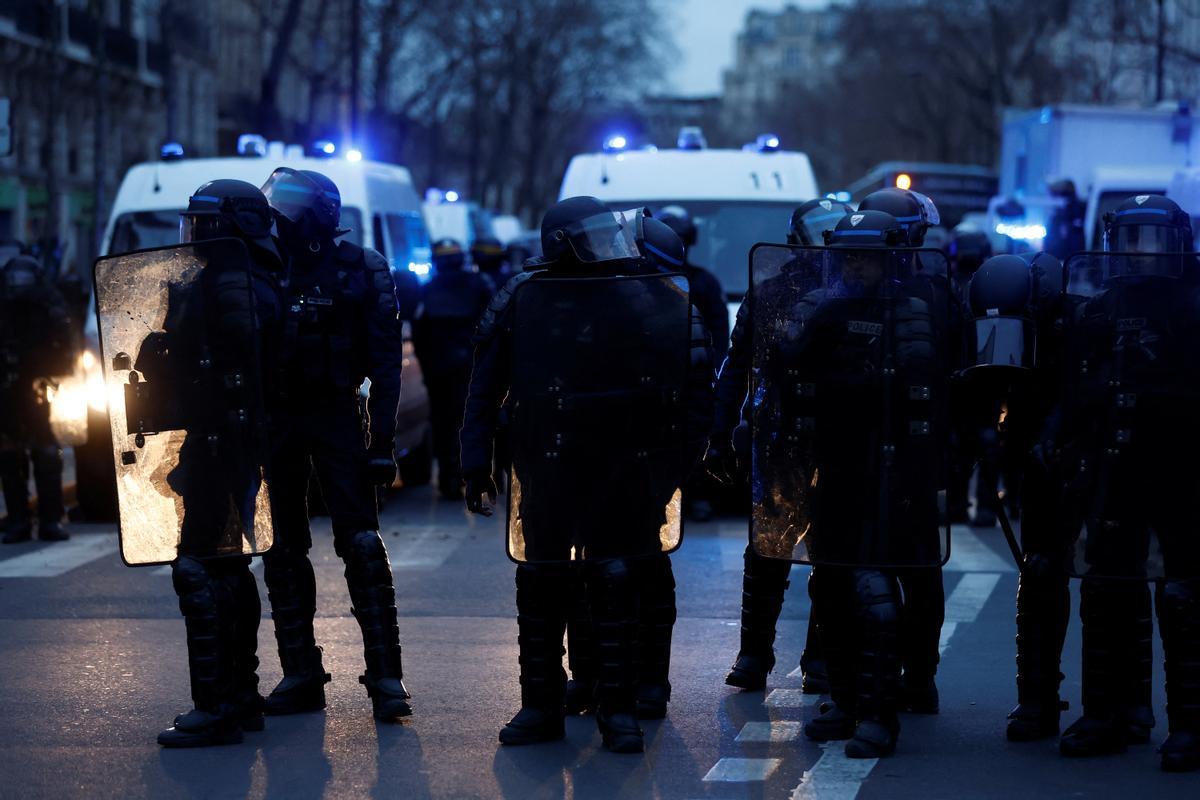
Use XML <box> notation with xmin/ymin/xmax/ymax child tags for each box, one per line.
<box><xmin>0</xmin><ymin>486</ymin><xmax>1195</xmax><ymax>799</ymax></box>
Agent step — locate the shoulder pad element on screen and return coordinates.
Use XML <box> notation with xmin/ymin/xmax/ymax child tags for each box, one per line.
<box><xmin>335</xmin><ymin>240</ymin><xmax>365</xmax><ymax>265</ymax></box>
<box><xmin>474</xmin><ymin>270</ymin><xmax>542</xmax><ymax>344</ymax></box>
<box><xmin>362</xmin><ymin>246</ymin><xmax>389</xmax><ymax>273</ymax></box>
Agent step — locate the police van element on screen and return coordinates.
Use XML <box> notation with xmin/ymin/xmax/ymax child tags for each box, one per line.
<box><xmin>74</xmin><ymin>139</ymin><xmax>434</xmax><ymax>519</ymax></box>
<box><xmin>558</xmin><ymin>128</ymin><xmax>820</xmax><ymax>323</ymax></box>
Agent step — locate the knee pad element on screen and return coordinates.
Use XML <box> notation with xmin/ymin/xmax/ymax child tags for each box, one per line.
<box><xmin>172</xmin><ymin>556</ymin><xmax>218</xmax><ymax>615</ymax></box>
<box><xmin>855</xmin><ymin>570</ymin><xmax>900</xmax><ymax>627</ymax></box>
<box><xmin>344</xmin><ymin>530</ymin><xmax>388</xmax><ymax>564</ymax></box>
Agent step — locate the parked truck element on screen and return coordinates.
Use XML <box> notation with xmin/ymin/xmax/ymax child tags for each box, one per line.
<box><xmin>989</xmin><ymin>102</ymin><xmax>1197</xmax><ymax>250</ymax></box>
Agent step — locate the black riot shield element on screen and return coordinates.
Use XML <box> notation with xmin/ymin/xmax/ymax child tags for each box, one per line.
<box><xmin>504</xmin><ymin>273</ymin><xmax>691</xmax><ymax>563</ymax></box>
<box><xmin>748</xmin><ymin>243</ymin><xmax>952</xmax><ymax>568</ymax></box>
<box><xmin>93</xmin><ymin>239</ymin><xmax>273</xmax><ymax>566</ymax></box>
<box><xmin>1058</xmin><ymin>251</ymin><xmax>1200</xmax><ymax>580</ymax></box>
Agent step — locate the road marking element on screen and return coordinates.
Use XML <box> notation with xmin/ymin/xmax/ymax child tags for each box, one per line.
<box><xmin>736</xmin><ymin>721</ymin><xmax>804</xmax><ymax>742</ymax></box>
<box><xmin>702</xmin><ymin>757</ymin><xmax>783</xmax><ymax>782</ymax></box>
<box><xmin>789</xmin><ymin>742</ymin><xmax>877</xmax><ymax>800</ymax></box>
<box><xmin>389</xmin><ymin>525</ymin><xmax>461</xmax><ymax>569</ymax></box>
<box><xmin>765</xmin><ymin>688</ymin><xmax>822</xmax><ymax>708</ymax></box>
<box><xmin>938</xmin><ymin>621</ymin><xmax>959</xmax><ymax>656</ymax></box>
<box><xmin>947</xmin><ymin>526</ymin><xmax>1017</xmax><ymax>573</ymax></box>
<box><xmin>944</xmin><ymin>572</ymin><xmax>1002</xmax><ymax>624</ymax></box>
<box><xmin>0</xmin><ymin>535</ymin><xmax>117</xmax><ymax>578</ymax></box>
<box><xmin>717</xmin><ymin>524</ymin><xmax>749</xmax><ymax>571</ymax></box>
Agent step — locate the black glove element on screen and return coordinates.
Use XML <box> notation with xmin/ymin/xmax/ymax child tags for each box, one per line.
<box><xmin>464</xmin><ymin>471</ymin><xmax>498</xmax><ymax>516</ymax></box>
<box><xmin>705</xmin><ymin>428</ymin><xmax>739</xmax><ymax>485</ymax></box>
<box><xmin>366</xmin><ymin>445</ymin><xmax>397</xmax><ymax>487</ymax></box>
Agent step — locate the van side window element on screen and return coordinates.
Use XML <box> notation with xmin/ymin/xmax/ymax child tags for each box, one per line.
<box><xmin>373</xmin><ymin>214</ymin><xmax>389</xmax><ymax>257</ymax></box>
<box><xmin>385</xmin><ymin>212</ymin><xmax>432</xmax><ymax>271</ymax></box>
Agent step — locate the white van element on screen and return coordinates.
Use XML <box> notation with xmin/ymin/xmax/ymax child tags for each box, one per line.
<box><xmin>421</xmin><ymin>198</ymin><xmax>495</xmax><ymax>250</ymax></box>
<box><xmin>103</xmin><ymin>151</ymin><xmax>433</xmax><ymax>277</ymax></box>
<box><xmin>558</xmin><ymin>130</ymin><xmax>820</xmax><ymax>308</ymax></box>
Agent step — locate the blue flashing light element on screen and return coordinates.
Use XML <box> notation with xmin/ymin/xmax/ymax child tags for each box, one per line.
<box><xmin>757</xmin><ymin>133</ymin><xmax>781</xmax><ymax>152</ymax></box>
<box><xmin>603</xmin><ymin>134</ymin><xmax>628</xmax><ymax>152</ymax></box>
<box><xmin>835</xmin><ymin>191</ymin><xmax>851</xmax><ymax>203</ymax></box>
<box><xmin>346</xmin><ymin>148</ymin><xmax>363</xmax><ymax>162</ymax></box>
<box><xmin>160</xmin><ymin>142</ymin><xmax>184</xmax><ymax>161</ymax></box>
<box><xmin>445</xmin><ymin>190</ymin><xmax>460</xmax><ymax>203</ymax></box>
<box><xmin>1039</xmin><ymin>106</ymin><xmax>1053</xmax><ymax>124</ymax></box>
<box><xmin>237</xmin><ymin>133</ymin><xmax>267</xmax><ymax>158</ymax></box>
<box><xmin>408</xmin><ymin>261</ymin><xmax>432</xmax><ymax>278</ymax></box>
<box><xmin>994</xmin><ymin>221</ymin><xmax>1047</xmax><ymax>241</ymax></box>
<box><xmin>314</xmin><ymin>139</ymin><xmax>336</xmax><ymax>156</ymax></box>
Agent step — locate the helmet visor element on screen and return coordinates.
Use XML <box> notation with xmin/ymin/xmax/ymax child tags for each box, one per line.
<box><xmin>911</xmin><ymin>191</ymin><xmax>940</xmax><ymax>226</ymax></box>
<box><xmin>562</xmin><ymin>208</ymin><xmax>643</xmax><ymax>263</ymax></box>
<box><xmin>795</xmin><ymin>206</ymin><xmax>848</xmax><ymax>246</ymax></box>
<box><xmin>1109</xmin><ymin>224</ymin><xmax>1187</xmax><ymax>254</ymax></box>
<box><xmin>261</xmin><ymin>168</ymin><xmax>340</xmax><ymax>230</ymax></box>
<box><xmin>179</xmin><ymin>214</ymin><xmax>236</xmax><ymax>243</ymax></box>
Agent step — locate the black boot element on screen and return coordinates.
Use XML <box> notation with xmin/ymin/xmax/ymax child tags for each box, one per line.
<box><xmin>588</xmin><ymin>558</ymin><xmax>644</xmax><ymax>754</ymax></box>
<box><xmin>799</xmin><ymin>595</ymin><xmax>830</xmax><ymax>695</ymax></box>
<box><xmin>227</xmin><ymin>560</ymin><xmax>265</xmax><ymax>732</ymax></box>
<box><xmin>500</xmin><ymin>564</ymin><xmax>567</xmax><ymax>745</ymax></box>
<box><xmin>898</xmin><ymin>568</ymin><xmax>944</xmax><ymax>714</ymax></box>
<box><xmin>1060</xmin><ymin>578</ymin><xmax>1129</xmax><ymax>757</ymax></box>
<box><xmin>1126</xmin><ymin>582</ymin><xmax>1156</xmax><ymax>744</ymax></box>
<box><xmin>158</xmin><ymin>557</ymin><xmax>243</xmax><ymax>748</ymax></box>
<box><xmin>725</xmin><ymin>545</ymin><xmax>790</xmax><ymax>690</ymax></box>
<box><xmin>1</xmin><ymin>448</ymin><xmax>31</xmax><ymax>544</ymax></box>
<box><xmin>634</xmin><ymin>553</ymin><xmax>676</xmax><ymax>719</ymax></box>
<box><xmin>845</xmin><ymin>570</ymin><xmax>901</xmax><ymax>759</ymax></box>
<box><xmin>564</xmin><ymin>565</ymin><xmax>597</xmax><ymax>715</ymax></box>
<box><xmin>262</xmin><ymin>546</ymin><xmax>330</xmax><ymax>715</ymax></box>
<box><xmin>804</xmin><ymin>567</ymin><xmax>858</xmax><ymax>742</ymax></box>
<box><xmin>343</xmin><ymin>531</ymin><xmax>412</xmax><ymax>721</ymax></box>
<box><xmin>31</xmin><ymin>445</ymin><xmax>67</xmax><ymax>541</ymax></box>
<box><xmin>1157</xmin><ymin>580</ymin><xmax>1200</xmax><ymax>772</ymax></box>
<box><xmin>1007</xmin><ymin>553</ymin><xmax>1071</xmax><ymax>741</ymax></box>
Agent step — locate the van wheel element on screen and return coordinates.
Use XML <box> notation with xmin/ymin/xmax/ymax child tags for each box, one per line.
<box><xmin>398</xmin><ymin>428</ymin><xmax>433</xmax><ymax>487</ymax></box>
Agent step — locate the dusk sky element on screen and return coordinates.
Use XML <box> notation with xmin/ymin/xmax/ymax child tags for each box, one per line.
<box><xmin>666</xmin><ymin>0</ymin><xmax>834</xmax><ymax>96</ymax></box>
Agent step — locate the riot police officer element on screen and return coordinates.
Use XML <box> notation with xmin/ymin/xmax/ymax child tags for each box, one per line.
<box><xmin>713</xmin><ymin>198</ymin><xmax>850</xmax><ymax>695</ymax></box>
<box><xmin>1054</xmin><ymin>194</ymin><xmax>1198</xmax><ymax>770</ymax></box>
<box><xmin>413</xmin><ymin>239</ymin><xmax>495</xmax><ymax>500</ymax></box>
<box><xmin>963</xmin><ymin>251</ymin><xmax>1075</xmax><ymax>742</ymax></box>
<box><xmin>129</xmin><ymin>179</ymin><xmax>283</xmax><ymax>746</ymax></box>
<box><xmin>745</xmin><ymin>209</ymin><xmax>952</xmax><ymax>758</ymax></box>
<box><xmin>460</xmin><ymin>196</ymin><xmax>713</xmax><ymax>753</ymax></box>
<box><xmin>471</xmin><ymin>236</ymin><xmax>510</xmax><ymax>281</ymax></box>
<box><xmin>1</xmin><ymin>250</ymin><xmax>75</xmax><ymax>543</ymax></box>
<box><xmin>259</xmin><ymin>168</ymin><xmax>412</xmax><ymax>721</ymax></box>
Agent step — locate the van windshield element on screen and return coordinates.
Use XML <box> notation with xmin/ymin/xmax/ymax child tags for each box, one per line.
<box><xmin>108</xmin><ymin>206</ymin><xmax>363</xmax><ymax>256</ymax></box>
<box><xmin>607</xmin><ymin>200</ymin><xmax>797</xmax><ymax>296</ymax></box>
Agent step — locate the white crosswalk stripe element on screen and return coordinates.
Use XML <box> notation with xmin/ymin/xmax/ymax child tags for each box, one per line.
<box><xmin>0</xmin><ymin>535</ymin><xmax>118</xmax><ymax>578</ymax></box>
<box><xmin>947</xmin><ymin>526</ymin><xmax>1017</xmax><ymax>573</ymax></box>
<box><xmin>765</xmin><ymin>688</ymin><xmax>822</xmax><ymax>709</ymax></box>
<box><xmin>703</xmin><ymin>757</ymin><xmax>783</xmax><ymax>782</ymax></box>
<box><xmin>389</xmin><ymin>525</ymin><xmax>462</xmax><ymax>569</ymax></box>
<box><xmin>789</xmin><ymin>742</ymin><xmax>878</xmax><ymax>800</ymax></box>
<box><xmin>945</xmin><ymin>572</ymin><xmax>1002</xmax><ymax>624</ymax></box>
<box><xmin>736</xmin><ymin>720</ymin><xmax>805</xmax><ymax>742</ymax></box>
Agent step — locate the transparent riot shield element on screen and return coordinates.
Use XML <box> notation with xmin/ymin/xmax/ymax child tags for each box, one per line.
<box><xmin>1058</xmin><ymin>251</ymin><xmax>1200</xmax><ymax>580</ymax></box>
<box><xmin>504</xmin><ymin>273</ymin><xmax>691</xmax><ymax>563</ymax></box>
<box><xmin>93</xmin><ymin>239</ymin><xmax>273</xmax><ymax>566</ymax></box>
<box><xmin>748</xmin><ymin>243</ymin><xmax>952</xmax><ymax>568</ymax></box>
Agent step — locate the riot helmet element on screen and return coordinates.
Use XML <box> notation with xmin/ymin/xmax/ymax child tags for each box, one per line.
<box><xmin>825</xmin><ymin>210</ymin><xmax>907</xmax><ymax>297</ymax></box>
<box><xmin>788</xmin><ymin>198</ymin><xmax>852</xmax><ymax>246</ymax></box>
<box><xmin>470</xmin><ymin>236</ymin><xmax>506</xmax><ymax>274</ymax></box>
<box><xmin>657</xmin><ymin>205</ymin><xmax>697</xmax><ymax>248</ymax></box>
<box><xmin>948</xmin><ymin>227</ymin><xmax>993</xmax><ymax>278</ymax></box>
<box><xmin>965</xmin><ymin>254</ymin><xmax>1039</xmax><ymax>371</ymax></box>
<box><xmin>1103</xmin><ymin>194</ymin><xmax>1193</xmax><ymax>254</ymax></box>
<box><xmin>432</xmin><ymin>238</ymin><xmax>467</xmax><ymax>272</ymax></box>
<box><xmin>539</xmin><ymin>196</ymin><xmax>642</xmax><ymax>268</ymax></box>
<box><xmin>262</xmin><ymin>167</ymin><xmax>344</xmax><ymax>245</ymax></box>
<box><xmin>638</xmin><ymin>216</ymin><xmax>686</xmax><ymax>273</ymax></box>
<box><xmin>1</xmin><ymin>254</ymin><xmax>42</xmax><ymax>291</ymax></box>
<box><xmin>859</xmin><ymin>188</ymin><xmax>940</xmax><ymax>246</ymax></box>
<box><xmin>180</xmin><ymin>180</ymin><xmax>277</xmax><ymax>257</ymax></box>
